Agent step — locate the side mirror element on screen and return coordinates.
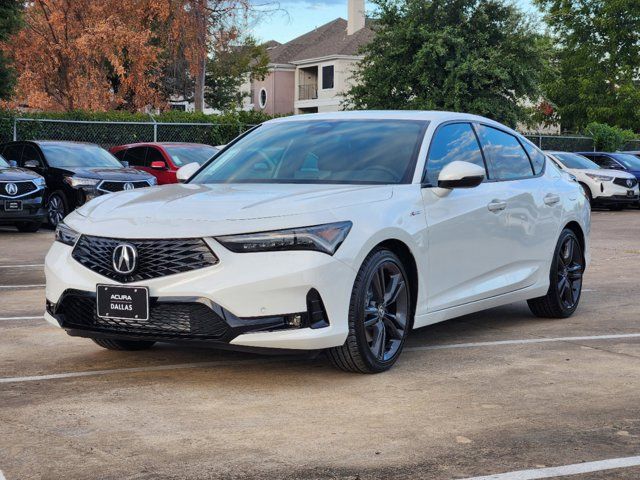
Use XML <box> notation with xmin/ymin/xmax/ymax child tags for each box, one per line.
<box><xmin>176</xmin><ymin>162</ymin><xmax>200</xmax><ymax>183</ymax></box>
<box><xmin>434</xmin><ymin>161</ymin><xmax>485</xmax><ymax>193</ymax></box>
<box><xmin>8</xmin><ymin>160</ymin><xmax>17</xmax><ymax>167</ymax></box>
<box><xmin>24</xmin><ymin>160</ymin><xmax>40</xmax><ymax>168</ymax></box>
<box><xmin>150</xmin><ymin>161</ymin><xmax>167</xmax><ymax>170</ymax></box>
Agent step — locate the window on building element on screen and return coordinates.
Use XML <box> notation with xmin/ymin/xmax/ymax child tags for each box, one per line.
<box><xmin>322</xmin><ymin>65</ymin><xmax>334</xmax><ymax>90</ymax></box>
<box><xmin>259</xmin><ymin>88</ymin><xmax>268</xmax><ymax>109</ymax></box>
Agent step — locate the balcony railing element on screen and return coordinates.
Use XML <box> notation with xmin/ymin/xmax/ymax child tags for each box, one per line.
<box><xmin>298</xmin><ymin>84</ymin><xmax>318</xmax><ymax>100</ymax></box>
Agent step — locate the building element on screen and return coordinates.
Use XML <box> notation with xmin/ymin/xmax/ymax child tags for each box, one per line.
<box><xmin>249</xmin><ymin>0</ymin><xmax>374</xmax><ymax>115</ymax></box>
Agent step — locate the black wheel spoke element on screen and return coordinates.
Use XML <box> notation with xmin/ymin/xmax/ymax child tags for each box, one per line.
<box><xmin>567</xmin><ymin>264</ymin><xmax>583</xmax><ymax>280</ymax></box>
<box><xmin>371</xmin><ymin>321</ymin><xmax>386</xmax><ymax>359</ymax></box>
<box><xmin>383</xmin><ymin>315</ymin><xmax>403</xmax><ymax>340</ymax></box>
<box><xmin>383</xmin><ymin>274</ymin><xmax>405</xmax><ymax>307</ymax></box>
<box><xmin>372</xmin><ymin>268</ymin><xmax>385</xmax><ymax>303</ymax></box>
<box><xmin>563</xmin><ymin>238</ymin><xmax>574</xmax><ymax>263</ymax></box>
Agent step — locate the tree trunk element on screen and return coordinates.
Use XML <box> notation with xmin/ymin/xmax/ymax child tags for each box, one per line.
<box><xmin>193</xmin><ymin>0</ymin><xmax>207</xmax><ymax>113</ymax></box>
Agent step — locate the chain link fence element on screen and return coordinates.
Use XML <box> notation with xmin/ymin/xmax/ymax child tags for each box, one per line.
<box><xmin>1</xmin><ymin>118</ymin><xmax>257</xmax><ymax>149</ymax></box>
<box><xmin>2</xmin><ymin>117</ymin><xmax>640</xmax><ymax>153</ymax></box>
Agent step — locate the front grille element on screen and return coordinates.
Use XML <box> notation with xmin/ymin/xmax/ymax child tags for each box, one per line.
<box><xmin>58</xmin><ymin>293</ymin><xmax>229</xmax><ymax>339</ymax></box>
<box><xmin>0</xmin><ymin>181</ymin><xmax>37</xmax><ymax>197</ymax></box>
<box><xmin>98</xmin><ymin>180</ymin><xmax>150</xmax><ymax>193</ymax></box>
<box><xmin>72</xmin><ymin>235</ymin><xmax>218</xmax><ymax>283</ymax></box>
<box><xmin>613</xmin><ymin>177</ymin><xmax>638</xmax><ymax>188</ymax></box>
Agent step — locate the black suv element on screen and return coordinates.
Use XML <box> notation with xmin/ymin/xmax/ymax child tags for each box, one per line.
<box><xmin>0</xmin><ymin>153</ymin><xmax>47</xmax><ymax>232</ymax></box>
<box><xmin>0</xmin><ymin>141</ymin><xmax>157</xmax><ymax>227</ymax></box>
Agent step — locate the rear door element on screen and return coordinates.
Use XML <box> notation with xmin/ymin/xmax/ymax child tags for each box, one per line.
<box><xmin>421</xmin><ymin>122</ymin><xmax>512</xmax><ymax>311</ymax></box>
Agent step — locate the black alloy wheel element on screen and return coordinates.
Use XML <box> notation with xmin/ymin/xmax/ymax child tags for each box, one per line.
<box><xmin>328</xmin><ymin>249</ymin><xmax>412</xmax><ymax>373</ymax></box>
<box><xmin>528</xmin><ymin>229</ymin><xmax>584</xmax><ymax>318</ymax></box>
<box><xmin>47</xmin><ymin>192</ymin><xmax>67</xmax><ymax>227</ymax></box>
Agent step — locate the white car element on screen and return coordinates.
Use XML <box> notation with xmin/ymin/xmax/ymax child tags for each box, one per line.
<box><xmin>45</xmin><ymin>111</ymin><xmax>590</xmax><ymax>373</ymax></box>
<box><xmin>545</xmin><ymin>151</ymin><xmax>639</xmax><ymax>209</ymax></box>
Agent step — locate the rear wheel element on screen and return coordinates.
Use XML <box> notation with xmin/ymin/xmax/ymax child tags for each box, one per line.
<box><xmin>327</xmin><ymin>249</ymin><xmax>411</xmax><ymax>373</ymax></box>
<box><xmin>15</xmin><ymin>221</ymin><xmax>41</xmax><ymax>232</ymax></box>
<box><xmin>92</xmin><ymin>338</ymin><xmax>156</xmax><ymax>351</ymax></box>
<box><xmin>528</xmin><ymin>229</ymin><xmax>584</xmax><ymax>318</ymax></box>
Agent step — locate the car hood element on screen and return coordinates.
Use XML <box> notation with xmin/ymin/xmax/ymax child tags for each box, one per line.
<box><xmin>68</xmin><ymin>183</ymin><xmax>394</xmax><ymax>238</ymax></box>
<box><xmin>61</xmin><ymin>166</ymin><xmax>154</xmax><ymax>181</ymax></box>
<box><xmin>0</xmin><ymin>167</ymin><xmax>42</xmax><ymax>181</ymax></box>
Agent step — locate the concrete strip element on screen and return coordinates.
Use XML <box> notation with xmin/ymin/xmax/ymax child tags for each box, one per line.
<box><xmin>461</xmin><ymin>455</ymin><xmax>640</xmax><ymax>480</ymax></box>
<box><xmin>0</xmin><ymin>264</ymin><xmax>44</xmax><ymax>268</ymax></box>
<box><xmin>0</xmin><ymin>285</ymin><xmax>45</xmax><ymax>289</ymax></box>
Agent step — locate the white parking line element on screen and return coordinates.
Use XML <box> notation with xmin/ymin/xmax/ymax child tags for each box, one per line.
<box><xmin>461</xmin><ymin>455</ymin><xmax>640</xmax><ymax>479</ymax></box>
<box><xmin>0</xmin><ymin>264</ymin><xmax>44</xmax><ymax>269</ymax></box>
<box><xmin>1</xmin><ymin>332</ymin><xmax>639</xmax><ymax>384</ymax></box>
<box><xmin>404</xmin><ymin>333</ymin><xmax>640</xmax><ymax>352</ymax></box>
<box><xmin>0</xmin><ymin>315</ymin><xmax>43</xmax><ymax>321</ymax></box>
<box><xmin>0</xmin><ymin>285</ymin><xmax>45</xmax><ymax>289</ymax></box>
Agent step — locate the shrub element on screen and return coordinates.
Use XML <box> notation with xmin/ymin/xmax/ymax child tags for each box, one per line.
<box><xmin>585</xmin><ymin>122</ymin><xmax>636</xmax><ymax>151</ymax></box>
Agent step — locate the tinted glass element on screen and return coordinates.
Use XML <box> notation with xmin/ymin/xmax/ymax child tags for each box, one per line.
<box><xmin>554</xmin><ymin>152</ymin><xmax>600</xmax><ymax>170</ymax></box>
<box><xmin>165</xmin><ymin>145</ymin><xmax>219</xmax><ymax>166</ymax></box>
<box><xmin>612</xmin><ymin>153</ymin><xmax>640</xmax><ymax>170</ymax></box>
<box><xmin>1</xmin><ymin>144</ymin><xmax>22</xmax><ymax>163</ymax></box>
<box><xmin>425</xmin><ymin>123</ymin><xmax>486</xmax><ymax>185</ymax></box>
<box><xmin>583</xmin><ymin>154</ymin><xmax>621</xmax><ymax>170</ymax></box>
<box><xmin>146</xmin><ymin>147</ymin><xmax>166</xmax><ymax>166</ymax></box>
<box><xmin>192</xmin><ymin>120</ymin><xmax>428</xmax><ymax>185</ymax></box>
<box><xmin>124</xmin><ymin>147</ymin><xmax>148</xmax><ymax>167</ymax></box>
<box><xmin>22</xmin><ymin>144</ymin><xmax>43</xmax><ymax>166</ymax></box>
<box><xmin>522</xmin><ymin>141</ymin><xmax>545</xmax><ymax>174</ymax></box>
<box><xmin>40</xmin><ymin>144</ymin><xmax>122</xmax><ymax>168</ymax></box>
<box><xmin>0</xmin><ymin>154</ymin><xmax>8</xmax><ymax>168</ymax></box>
<box><xmin>322</xmin><ymin>65</ymin><xmax>334</xmax><ymax>89</ymax></box>
<box><xmin>476</xmin><ymin>125</ymin><xmax>533</xmax><ymax>180</ymax></box>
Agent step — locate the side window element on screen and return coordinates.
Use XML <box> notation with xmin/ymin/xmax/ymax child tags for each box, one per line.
<box><xmin>22</xmin><ymin>145</ymin><xmax>44</xmax><ymax>167</ymax></box>
<box><xmin>146</xmin><ymin>147</ymin><xmax>166</xmax><ymax>167</ymax></box>
<box><xmin>522</xmin><ymin>141</ymin><xmax>545</xmax><ymax>175</ymax></box>
<box><xmin>424</xmin><ymin>123</ymin><xmax>486</xmax><ymax>185</ymax></box>
<box><xmin>1</xmin><ymin>144</ymin><xmax>23</xmax><ymax>163</ymax></box>
<box><xmin>595</xmin><ymin>155</ymin><xmax>622</xmax><ymax>170</ymax></box>
<box><xmin>123</xmin><ymin>147</ymin><xmax>148</xmax><ymax>167</ymax></box>
<box><xmin>112</xmin><ymin>150</ymin><xmax>126</xmax><ymax>161</ymax></box>
<box><xmin>475</xmin><ymin>125</ymin><xmax>534</xmax><ymax>180</ymax></box>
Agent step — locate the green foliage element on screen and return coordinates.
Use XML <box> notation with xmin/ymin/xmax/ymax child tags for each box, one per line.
<box><xmin>585</xmin><ymin>122</ymin><xmax>636</xmax><ymax>152</ymax></box>
<box><xmin>345</xmin><ymin>0</ymin><xmax>549</xmax><ymax>127</ymax></box>
<box><xmin>0</xmin><ymin>0</ymin><xmax>23</xmax><ymax>100</ymax></box>
<box><xmin>205</xmin><ymin>38</ymin><xmax>270</xmax><ymax>110</ymax></box>
<box><xmin>535</xmin><ymin>0</ymin><xmax>640</xmax><ymax>132</ymax></box>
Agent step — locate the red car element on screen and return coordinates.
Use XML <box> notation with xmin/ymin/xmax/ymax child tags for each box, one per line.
<box><xmin>110</xmin><ymin>142</ymin><xmax>220</xmax><ymax>184</ymax></box>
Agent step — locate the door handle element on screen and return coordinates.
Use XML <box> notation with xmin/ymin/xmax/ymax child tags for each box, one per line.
<box><xmin>544</xmin><ymin>194</ymin><xmax>560</xmax><ymax>206</ymax></box>
<box><xmin>487</xmin><ymin>201</ymin><xmax>507</xmax><ymax>213</ymax></box>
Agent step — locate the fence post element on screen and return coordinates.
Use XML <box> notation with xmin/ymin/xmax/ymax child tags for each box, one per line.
<box><xmin>12</xmin><ymin>118</ymin><xmax>17</xmax><ymax>141</ymax></box>
<box><xmin>148</xmin><ymin>113</ymin><xmax>157</xmax><ymax>142</ymax></box>
<box><xmin>538</xmin><ymin>134</ymin><xmax>542</xmax><ymax>149</ymax></box>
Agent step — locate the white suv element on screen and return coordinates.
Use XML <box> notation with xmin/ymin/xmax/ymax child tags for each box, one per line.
<box><xmin>45</xmin><ymin>112</ymin><xmax>590</xmax><ymax>373</ymax></box>
<box><xmin>546</xmin><ymin>151</ymin><xmax>639</xmax><ymax>210</ymax></box>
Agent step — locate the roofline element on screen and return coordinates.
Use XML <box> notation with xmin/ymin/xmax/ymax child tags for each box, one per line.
<box><xmin>290</xmin><ymin>54</ymin><xmax>364</xmax><ymax>66</ymax></box>
<box><xmin>267</xmin><ymin>63</ymin><xmax>296</xmax><ymax>71</ymax></box>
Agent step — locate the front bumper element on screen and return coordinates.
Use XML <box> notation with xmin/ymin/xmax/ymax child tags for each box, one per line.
<box><xmin>44</xmin><ymin>239</ymin><xmax>355</xmax><ymax>350</ymax></box>
<box><xmin>0</xmin><ymin>195</ymin><xmax>46</xmax><ymax>224</ymax></box>
<box><xmin>593</xmin><ymin>183</ymin><xmax>639</xmax><ymax>205</ymax></box>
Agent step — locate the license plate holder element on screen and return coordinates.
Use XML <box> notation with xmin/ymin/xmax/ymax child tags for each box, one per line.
<box><xmin>4</xmin><ymin>200</ymin><xmax>22</xmax><ymax>211</ymax></box>
<box><xmin>627</xmin><ymin>190</ymin><xmax>636</xmax><ymax>198</ymax></box>
<box><xmin>96</xmin><ymin>285</ymin><xmax>149</xmax><ymax>321</ymax></box>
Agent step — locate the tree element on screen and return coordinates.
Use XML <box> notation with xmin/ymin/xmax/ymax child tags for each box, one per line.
<box><xmin>0</xmin><ymin>0</ymin><xmax>23</xmax><ymax>100</ymax></box>
<box><xmin>204</xmin><ymin>37</ymin><xmax>269</xmax><ymax>110</ymax></box>
<box><xmin>345</xmin><ymin>0</ymin><xmax>549</xmax><ymax>127</ymax></box>
<box><xmin>534</xmin><ymin>0</ymin><xmax>640</xmax><ymax>132</ymax></box>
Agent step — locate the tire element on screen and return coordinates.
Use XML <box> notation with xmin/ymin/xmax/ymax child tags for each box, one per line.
<box><xmin>15</xmin><ymin>221</ymin><xmax>42</xmax><ymax>232</ymax></box>
<box><xmin>527</xmin><ymin>229</ymin><xmax>585</xmax><ymax>318</ymax></box>
<box><xmin>327</xmin><ymin>248</ymin><xmax>412</xmax><ymax>373</ymax></box>
<box><xmin>47</xmin><ymin>191</ymin><xmax>68</xmax><ymax>227</ymax></box>
<box><xmin>91</xmin><ymin>338</ymin><xmax>156</xmax><ymax>351</ymax></box>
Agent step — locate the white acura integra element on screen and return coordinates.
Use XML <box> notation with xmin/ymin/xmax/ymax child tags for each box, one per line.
<box><xmin>45</xmin><ymin>111</ymin><xmax>590</xmax><ymax>373</ymax></box>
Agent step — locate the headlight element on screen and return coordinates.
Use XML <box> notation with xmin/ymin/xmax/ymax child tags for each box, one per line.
<box><xmin>147</xmin><ymin>177</ymin><xmax>157</xmax><ymax>186</ymax></box>
<box><xmin>215</xmin><ymin>221</ymin><xmax>352</xmax><ymax>255</ymax></box>
<box><xmin>33</xmin><ymin>177</ymin><xmax>46</xmax><ymax>186</ymax></box>
<box><xmin>64</xmin><ymin>176</ymin><xmax>100</xmax><ymax>188</ymax></box>
<box><xmin>55</xmin><ymin>222</ymin><xmax>80</xmax><ymax>246</ymax></box>
<box><xmin>585</xmin><ymin>173</ymin><xmax>613</xmax><ymax>182</ymax></box>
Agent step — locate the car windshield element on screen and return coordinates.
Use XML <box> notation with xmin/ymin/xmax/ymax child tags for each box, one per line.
<box><xmin>0</xmin><ymin>154</ymin><xmax>8</xmax><ymax>168</ymax></box>
<box><xmin>191</xmin><ymin>120</ymin><xmax>428</xmax><ymax>185</ymax></box>
<box><xmin>165</xmin><ymin>145</ymin><xmax>219</xmax><ymax>166</ymax></box>
<box><xmin>554</xmin><ymin>152</ymin><xmax>600</xmax><ymax>170</ymax></box>
<box><xmin>613</xmin><ymin>153</ymin><xmax>640</xmax><ymax>170</ymax></box>
<box><xmin>40</xmin><ymin>144</ymin><xmax>123</xmax><ymax>168</ymax></box>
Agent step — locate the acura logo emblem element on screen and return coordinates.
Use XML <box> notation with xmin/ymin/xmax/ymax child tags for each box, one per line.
<box><xmin>112</xmin><ymin>243</ymin><xmax>137</xmax><ymax>275</ymax></box>
<box><xmin>5</xmin><ymin>183</ymin><xmax>17</xmax><ymax>196</ymax></box>
<box><xmin>123</xmin><ymin>182</ymin><xmax>134</xmax><ymax>191</ymax></box>
<box><xmin>627</xmin><ymin>179</ymin><xmax>633</xmax><ymax>188</ymax></box>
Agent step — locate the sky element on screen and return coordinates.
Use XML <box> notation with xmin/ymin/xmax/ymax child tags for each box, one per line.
<box><xmin>252</xmin><ymin>0</ymin><xmax>538</xmax><ymax>44</ymax></box>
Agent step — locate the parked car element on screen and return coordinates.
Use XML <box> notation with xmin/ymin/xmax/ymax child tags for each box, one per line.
<box><xmin>0</xmin><ymin>153</ymin><xmax>47</xmax><ymax>232</ymax></box>
<box><xmin>0</xmin><ymin>141</ymin><xmax>157</xmax><ymax>227</ymax></box>
<box><xmin>577</xmin><ymin>151</ymin><xmax>640</xmax><ymax>186</ymax></box>
<box><xmin>546</xmin><ymin>151</ymin><xmax>639</xmax><ymax>209</ymax></box>
<box><xmin>45</xmin><ymin>111</ymin><xmax>590</xmax><ymax>373</ymax></box>
<box><xmin>110</xmin><ymin>143</ymin><xmax>219</xmax><ymax>184</ymax></box>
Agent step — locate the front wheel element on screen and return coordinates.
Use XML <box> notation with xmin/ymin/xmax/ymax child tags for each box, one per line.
<box><xmin>528</xmin><ymin>229</ymin><xmax>584</xmax><ymax>318</ymax></box>
<box><xmin>15</xmin><ymin>221</ymin><xmax>42</xmax><ymax>232</ymax></box>
<box><xmin>47</xmin><ymin>192</ymin><xmax>68</xmax><ymax>227</ymax></box>
<box><xmin>327</xmin><ymin>249</ymin><xmax>412</xmax><ymax>373</ymax></box>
